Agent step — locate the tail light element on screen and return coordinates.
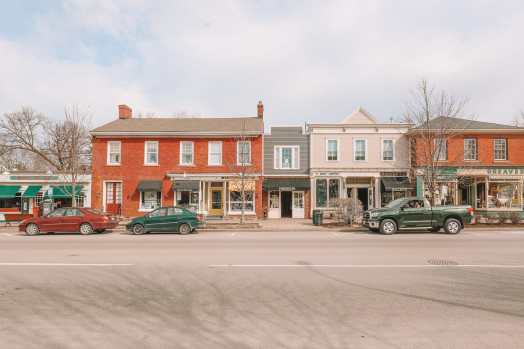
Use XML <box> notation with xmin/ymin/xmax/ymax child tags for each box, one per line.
<box><xmin>196</xmin><ymin>214</ymin><xmax>205</xmax><ymax>222</ymax></box>
<box><xmin>467</xmin><ymin>207</ymin><xmax>474</xmax><ymax>216</ymax></box>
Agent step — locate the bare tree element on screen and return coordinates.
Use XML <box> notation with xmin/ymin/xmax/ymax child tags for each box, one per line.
<box><xmin>404</xmin><ymin>79</ymin><xmax>473</xmax><ymax>205</ymax></box>
<box><xmin>0</xmin><ymin>106</ymin><xmax>91</xmax><ymax>207</ymax></box>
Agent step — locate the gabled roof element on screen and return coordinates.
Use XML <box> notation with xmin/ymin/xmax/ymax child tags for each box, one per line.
<box><xmin>412</xmin><ymin>116</ymin><xmax>524</xmax><ymax>131</ymax></box>
<box><xmin>91</xmin><ymin>116</ymin><xmax>264</xmax><ymax>136</ymax></box>
<box><xmin>340</xmin><ymin>106</ymin><xmax>377</xmax><ymax>124</ymax></box>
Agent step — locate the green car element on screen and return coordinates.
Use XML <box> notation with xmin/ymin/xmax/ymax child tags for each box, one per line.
<box><xmin>363</xmin><ymin>197</ymin><xmax>474</xmax><ymax>235</ymax></box>
<box><xmin>126</xmin><ymin>207</ymin><xmax>204</xmax><ymax>235</ymax></box>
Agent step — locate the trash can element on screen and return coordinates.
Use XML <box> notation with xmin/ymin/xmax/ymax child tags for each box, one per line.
<box><xmin>313</xmin><ymin>209</ymin><xmax>323</xmax><ymax>226</ymax></box>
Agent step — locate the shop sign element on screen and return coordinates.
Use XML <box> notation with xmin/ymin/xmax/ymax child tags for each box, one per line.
<box><xmin>487</xmin><ymin>168</ymin><xmax>524</xmax><ymax>176</ymax></box>
<box><xmin>229</xmin><ymin>180</ymin><xmax>256</xmax><ymax>191</ymax></box>
<box><xmin>279</xmin><ymin>187</ymin><xmax>295</xmax><ymax>191</ymax></box>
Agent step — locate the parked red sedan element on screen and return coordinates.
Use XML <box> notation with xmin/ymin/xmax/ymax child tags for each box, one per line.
<box><xmin>19</xmin><ymin>208</ymin><xmax>119</xmax><ymax>235</ymax></box>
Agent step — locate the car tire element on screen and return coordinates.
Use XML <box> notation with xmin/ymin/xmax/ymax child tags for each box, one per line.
<box><xmin>132</xmin><ymin>224</ymin><xmax>146</xmax><ymax>235</ymax></box>
<box><xmin>80</xmin><ymin>223</ymin><xmax>94</xmax><ymax>235</ymax></box>
<box><xmin>380</xmin><ymin>219</ymin><xmax>397</xmax><ymax>235</ymax></box>
<box><xmin>178</xmin><ymin>223</ymin><xmax>191</xmax><ymax>235</ymax></box>
<box><xmin>25</xmin><ymin>223</ymin><xmax>40</xmax><ymax>236</ymax></box>
<box><xmin>444</xmin><ymin>218</ymin><xmax>462</xmax><ymax>234</ymax></box>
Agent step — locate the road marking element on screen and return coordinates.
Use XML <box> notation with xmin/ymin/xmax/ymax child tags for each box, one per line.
<box><xmin>209</xmin><ymin>264</ymin><xmax>524</xmax><ymax>269</ymax></box>
<box><xmin>0</xmin><ymin>263</ymin><xmax>133</xmax><ymax>267</ymax></box>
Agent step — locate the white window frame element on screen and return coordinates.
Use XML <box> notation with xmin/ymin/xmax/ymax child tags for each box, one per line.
<box><xmin>326</xmin><ymin>139</ymin><xmax>339</xmax><ymax>161</ymax></box>
<box><xmin>353</xmin><ymin>138</ymin><xmax>367</xmax><ymax>162</ymax></box>
<box><xmin>107</xmin><ymin>141</ymin><xmax>121</xmax><ymax>165</ymax></box>
<box><xmin>228</xmin><ymin>190</ymin><xmax>255</xmax><ymax>214</ymax></box>
<box><xmin>180</xmin><ymin>141</ymin><xmax>194</xmax><ymax>166</ymax></box>
<box><xmin>494</xmin><ymin>138</ymin><xmax>508</xmax><ymax>161</ymax></box>
<box><xmin>274</xmin><ymin>145</ymin><xmax>300</xmax><ymax>169</ymax></box>
<box><xmin>381</xmin><ymin>139</ymin><xmax>395</xmax><ymax>161</ymax></box>
<box><xmin>237</xmin><ymin>140</ymin><xmax>251</xmax><ymax>166</ymax></box>
<box><xmin>144</xmin><ymin>141</ymin><xmax>159</xmax><ymax>165</ymax></box>
<box><xmin>208</xmin><ymin>141</ymin><xmax>222</xmax><ymax>166</ymax></box>
<box><xmin>139</xmin><ymin>190</ymin><xmax>162</xmax><ymax>212</ymax></box>
<box><xmin>464</xmin><ymin>138</ymin><xmax>477</xmax><ymax>161</ymax></box>
<box><xmin>434</xmin><ymin>138</ymin><xmax>448</xmax><ymax>161</ymax></box>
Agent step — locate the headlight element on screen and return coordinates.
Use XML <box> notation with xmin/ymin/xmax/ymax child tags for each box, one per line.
<box><xmin>370</xmin><ymin>212</ymin><xmax>379</xmax><ymax>218</ymax></box>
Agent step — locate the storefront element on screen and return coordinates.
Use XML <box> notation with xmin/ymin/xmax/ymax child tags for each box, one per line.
<box><xmin>380</xmin><ymin>174</ymin><xmax>415</xmax><ymax>206</ymax></box>
<box><xmin>263</xmin><ymin>178</ymin><xmax>310</xmax><ymax>219</ymax></box>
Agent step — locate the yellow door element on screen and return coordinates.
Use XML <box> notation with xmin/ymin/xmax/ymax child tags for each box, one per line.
<box><xmin>209</xmin><ymin>189</ymin><xmax>224</xmax><ymax>216</ymax></box>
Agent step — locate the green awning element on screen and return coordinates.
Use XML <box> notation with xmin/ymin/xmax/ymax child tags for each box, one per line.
<box><xmin>263</xmin><ymin>178</ymin><xmax>310</xmax><ymax>191</ymax></box>
<box><xmin>137</xmin><ymin>180</ymin><xmax>163</xmax><ymax>191</ymax></box>
<box><xmin>22</xmin><ymin>185</ymin><xmax>42</xmax><ymax>198</ymax></box>
<box><xmin>45</xmin><ymin>185</ymin><xmax>84</xmax><ymax>198</ymax></box>
<box><xmin>381</xmin><ymin>177</ymin><xmax>415</xmax><ymax>191</ymax></box>
<box><xmin>172</xmin><ymin>180</ymin><xmax>199</xmax><ymax>191</ymax></box>
<box><xmin>0</xmin><ymin>185</ymin><xmax>21</xmax><ymax>198</ymax></box>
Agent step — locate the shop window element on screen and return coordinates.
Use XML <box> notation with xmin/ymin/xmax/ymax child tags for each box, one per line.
<box><xmin>107</xmin><ymin>141</ymin><xmax>121</xmax><ymax>165</ymax></box>
<box><xmin>180</xmin><ymin>141</ymin><xmax>194</xmax><ymax>165</ymax></box>
<box><xmin>316</xmin><ymin>179</ymin><xmax>327</xmax><ymax>207</ymax></box>
<box><xmin>354</xmin><ymin>139</ymin><xmax>367</xmax><ymax>161</ymax></box>
<box><xmin>487</xmin><ymin>181</ymin><xmax>522</xmax><ymax>209</ymax></box>
<box><xmin>229</xmin><ymin>191</ymin><xmax>254</xmax><ymax>212</ymax></box>
<box><xmin>434</xmin><ymin>182</ymin><xmax>456</xmax><ymax>206</ymax></box>
<box><xmin>326</xmin><ymin>140</ymin><xmax>338</xmax><ymax>161</ymax></box>
<box><xmin>464</xmin><ymin>138</ymin><xmax>477</xmax><ymax>160</ymax></box>
<box><xmin>140</xmin><ymin>190</ymin><xmax>161</xmax><ymax>210</ymax></box>
<box><xmin>274</xmin><ymin>146</ymin><xmax>300</xmax><ymax>169</ymax></box>
<box><xmin>328</xmin><ymin>179</ymin><xmax>340</xmax><ymax>206</ymax></box>
<box><xmin>382</xmin><ymin>139</ymin><xmax>394</xmax><ymax>161</ymax></box>
<box><xmin>144</xmin><ymin>141</ymin><xmax>159</xmax><ymax>165</ymax></box>
<box><xmin>293</xmin><ymin>192</ymin><xmax>304</xmax><ymax>208</ymax></box>
<box><xmin>433</xmin><ymin>138</ymin><xmax>447</xmax><ymax>161</ymax></box>
<box><xmin>177</xmin><ymin>190</ymin><xmax>198</xmax><ymax>210</ymax></box>
<box><xmin>269</xmin><ymin>191</ymin><xmax>280</xmax><ymax>209</ymax></box>
<box><xmin>494</xmin><ymin>139</ymin><xmax>507</xmax><ymax>160</ymax></box>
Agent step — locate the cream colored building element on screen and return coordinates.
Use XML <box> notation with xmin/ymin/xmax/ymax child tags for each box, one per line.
<box><xmin>308</xmin><ymin>107</ymin><xmax>413</xmax><ymax>213</ymax></box>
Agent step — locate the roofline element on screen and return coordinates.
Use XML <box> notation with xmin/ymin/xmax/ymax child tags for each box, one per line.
<box><xmin>307</xmin><ymin>123</ymin><xmax>412</xmax><ymax>129</ymax></box>
<box><xmin>90</xmin><ymin>131</ymin><xmax>264</xmax><ymax>137</ymax></box>
<box><xmin>407</xmin><ymin>128</ymin><xmax>524</xmax><ymax>134</ymax></box>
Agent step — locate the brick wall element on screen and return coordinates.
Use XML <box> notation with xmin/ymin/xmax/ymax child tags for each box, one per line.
<box><xmin>91</xmin><ymin>136</ymin><xmax>264</xmax><ymax>217</ymax></box>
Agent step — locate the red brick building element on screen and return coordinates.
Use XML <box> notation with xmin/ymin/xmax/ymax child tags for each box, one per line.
<box><xmin>90</xmin><ymin>103</ymin><xmax>264</xmax><ymax>218</ymax></box>
<box><xmin>410</xmin><ymin>117</ymin><xmax>524</xmax><ymax>214</ymax></box>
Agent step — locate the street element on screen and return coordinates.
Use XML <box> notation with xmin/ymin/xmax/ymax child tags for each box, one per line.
<box><xmin>1</xmin><ymin>229</ymin><xmax>524</xmax><ymax>348</ymax></box>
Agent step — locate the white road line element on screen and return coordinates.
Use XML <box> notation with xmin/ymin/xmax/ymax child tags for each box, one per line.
<box><xmin>209</xmin><ymin>264</ymin><xmax>524</xmax><ymax>268</ymax></box>
<box><xmin>0</xmin><ymin>263</ymin><xmax>133</xmax><ymax>267</ymax></box>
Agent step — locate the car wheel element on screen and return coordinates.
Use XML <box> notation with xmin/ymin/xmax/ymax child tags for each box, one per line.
<box><xmin>132</xmin><ymin>224</ymin><xmax>146</xmax><ymax>235</ymax></box>
<box><xmin>79</xmin><ymin>223</ymin><xmax>94</xmax><ymax>235</ymax></box>
<box><xmin>178</xmin><ymin>223</ymin><xmax>191</xmax><ymax>235</ymax></box>
<box><xmin>380</xmin><ymin>219</ymin><xmax>397</xmax><ymax>235</ymax></box>
<box><xmin>444</xmin><ymin>218</ymin><xmax>462</xmax><ymax>234</ymax></box>
<box><xmin>25</xmin><ymin>223</ymin><xmax>40</xmax><ymax>236</ymax></box>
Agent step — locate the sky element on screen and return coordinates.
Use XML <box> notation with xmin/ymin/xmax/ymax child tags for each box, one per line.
<box><xmin>1</xmin><ymin>0</ymin><xmax>523</xmax><ymax>128</ymax></box>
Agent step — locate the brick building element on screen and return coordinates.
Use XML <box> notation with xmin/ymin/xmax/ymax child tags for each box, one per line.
<box><xmin>90</xmin><ymin>103</ymin><xmax>264</xmax><ymax>218</ymax></box>
<box><xmin>410</xmin><ymin>117</ymin><xmax>524</xmax><ymax>214</ymax></box>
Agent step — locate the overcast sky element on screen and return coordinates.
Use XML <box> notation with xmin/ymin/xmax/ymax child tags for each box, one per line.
<box><xmin>1</xmin><ymin>0</ymin><xmax>523</xmax><ymax>128</ymax></box>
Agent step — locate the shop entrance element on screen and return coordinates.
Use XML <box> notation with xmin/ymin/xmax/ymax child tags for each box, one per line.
<box><xmin>281</xmin><ymin>191</ymin><xmax>292</xmax><ymax>218</ymax></box>
<box><xmin>357</xmin><ymin>188</ymin><xmax>369</xmax><ymax>211</ymax></box>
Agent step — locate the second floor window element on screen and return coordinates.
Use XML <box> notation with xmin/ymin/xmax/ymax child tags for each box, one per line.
<box><xmin>433</xmin><ymin>138</ymin><xmax>448</xmax><ymax>161</ymax></box>
<box><xmin>274</xmin><ymin>146</ymin><xmax>299</xmax><ymax>169</ymax></box>
<box><xmin>144</xmin><ymin>141</ymin><xmax>159</xmax><ymax>165</ymax></box>
<box><xmin>464</xmin><ymin>138</ymin><xmax>477</xmax><ymax>160</ymax></box>
<box><xmin>208</xmin><ymin>141</ymin><xmax>222</xmax><ymax>166</ymax></box>
<box><xmin>382</xmin><ymin>139</ymin><xmax>394</xmax><ymax>161</ymax></box>
<box><xmin>494</xmin><ymin>139</ymin><xmax>507</xmax><ymax>160</ymax></box>
<box><xmin>237</xmin><ymin>141</ymin><xmax>251</xmax><ymax>165</ymax></box>
<box><xmin>326</xmin><ymin>139</ymin><xmax>338</xmax><ymax>161</ymax></box>
<box><xmin>180</xmin><ymin>141</ymin><xmax>194</xmax><ymax>165</ymax></box>
<box><xmin>107</xmin><ymin>141</ymin><xmax>121</xmax><ymax>165</ymax></box>
<box><xmin>354</xmin><ymin>139</ymin><xmax>367</xmax><ymax>161</ymax></box>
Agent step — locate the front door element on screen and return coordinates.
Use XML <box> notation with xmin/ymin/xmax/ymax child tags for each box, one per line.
<box><xmin>268</xmin><ymin>191</ymin><xmax>281</xmax><ymax>218</ymax></box>
<box><xmin>281</xmin><ymin>191</ymin><xmax>292</xmax><ymax>217</ymax></box>
<box><xmin>357</xmin><ymin>188</ymin><xmax>369</xmax><ymax>211</ymax></box>
<box><xmin>105</xmin><ymin>182</ymin><xmax>122</xmax><ymax>215</ymax></box>
<box><xmin>209</xmin><ymin>189</ymin><xmax>223</xmax><ymax>216</ymax></box>
<box><xmin>292</xmin><ymin>191</ymin><xmax>305</xmax><ymax>218</ymax></box>
<box><xmin>40</xmin><ymin>207</ymin><xmax>66</xmax><ymax>232</ymax></box>
<box><xmin>61</xmin><ymin>208</ymin><xmax>84</xmax><ymax>232</ymax></box>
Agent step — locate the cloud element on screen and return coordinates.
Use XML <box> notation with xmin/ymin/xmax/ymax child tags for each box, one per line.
<box><xmin>0</xmin><ymin>0</ymin><xmax>523</xmax><ymax>127</ymax></box>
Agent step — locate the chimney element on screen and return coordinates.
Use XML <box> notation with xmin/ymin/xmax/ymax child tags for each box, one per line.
<box><xmin>257</xmin><ymin>100</ymin><xmax>264</xmax><ymax>118</ymax></box>
<box><xmin>118</xmin><ymin>104</ymin><xmax>132</xmax><ymax>119</ymax></box>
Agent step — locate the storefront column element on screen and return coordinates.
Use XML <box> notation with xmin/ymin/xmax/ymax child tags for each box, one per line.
<box><xmin>374</xmin><ymin>177</ymin><xmax>381</xmax><ymax>208</ymax></box>
<box><xmin>416</xmin><ymin>175</ymin><xmax>424</xmax><ymax>198</ymax></box>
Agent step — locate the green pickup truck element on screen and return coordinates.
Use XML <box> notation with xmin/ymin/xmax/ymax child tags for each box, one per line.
<box><xmin>363</xmin><ymin>197</ymin><xmax>474</xmax><ymax>235</ymax></box>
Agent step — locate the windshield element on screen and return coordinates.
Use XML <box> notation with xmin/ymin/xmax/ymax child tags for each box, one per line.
<box><xmin>385</xmin><ymin>198</ymin><xmax>407</xmax><ymax>209</ymax></box>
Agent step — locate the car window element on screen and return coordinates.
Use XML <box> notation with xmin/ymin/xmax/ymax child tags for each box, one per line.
<box><xmin>149</xmin><ymin>208</ymin><xmax>167</xmax><ymax>217</ymax></box>
<box><xmin>385</xmin><ymin>198</ymin><xmax>407</xmax><ymax>209</ymax></box>
<box><xmin>47</xmin><ymin>208</ymin><xmax>66</xmax><ymax>217</ymax></box>
<box><xmin>167</xmin><ymin>207</ymin><xmax>184</xmax><ymax>216</ymax></box>
<box><xmin>65</xmin><ymin>209</ymin><xmax>83</xmax><ymax>217</ymax></box>
<box><xmin>405</xmin><ymin>200</ymin><xmax>424</xmax><ymax>209</ymax></box>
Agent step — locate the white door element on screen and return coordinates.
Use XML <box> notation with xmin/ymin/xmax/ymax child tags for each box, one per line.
<box><xmin>268</xmin><ymin>191</ymin><xmax>281</xmax><ymax>218</ymax></box>
<box><xmin>292</xmin><ymin>191</ymin><xmax>305</xmax><ymax>218</ymax></box>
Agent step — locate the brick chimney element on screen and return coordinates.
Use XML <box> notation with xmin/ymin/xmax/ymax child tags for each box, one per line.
<box><xmin>257</xmin><ymin>100</ymin><xmax>264</xmax><ymax>118</ymax></box>
<box><xmin>118</xmin><ymin>104</ymin><xmax>132</xmax><ymax>119</ymax></box>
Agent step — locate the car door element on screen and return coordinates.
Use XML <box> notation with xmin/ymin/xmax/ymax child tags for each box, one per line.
<box><xmin>400</xmin><ymin>200</ymin><xmax>431</xmax><ymax>228</ymax></box>
<box><xmin>61</xmin><ymin>208</ymin><xmax>84</xmax><ymax>232</ymax></box>
<box><xmin>166</xmin><ymin>207</ymin><xmax>183</xmax><ymax>232</ymax></box>
<box><xmin>39</xmin><ymin>208</ymin><xmax>66</xmax><ymax>232</ymax></box>
<box><xmin>144</xmin><ymin>208</ymin><xmax>168</xmax><ymax>232</ymax></box>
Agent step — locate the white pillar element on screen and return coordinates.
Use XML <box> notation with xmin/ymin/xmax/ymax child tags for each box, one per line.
<box><xmin>374</xmin><ymin>177</ymin><xmax>381</xmax><ymax>208</ymax></box>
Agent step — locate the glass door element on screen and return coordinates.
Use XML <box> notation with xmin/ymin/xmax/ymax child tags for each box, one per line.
<box><xmin>292</xmin><ymin>191</ymin><xmax>305</xmax><ymax>218</ymax></box>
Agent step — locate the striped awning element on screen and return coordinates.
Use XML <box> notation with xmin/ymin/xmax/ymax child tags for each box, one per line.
<box><xmin>22</xmin><ymin>185</ymin><xmax>42</xmax><ymax>198</ymax></box>
<box><xmin>0</xmin><ymin>185</ymin><xmax>21</xmax><ymax>198</ymax></box>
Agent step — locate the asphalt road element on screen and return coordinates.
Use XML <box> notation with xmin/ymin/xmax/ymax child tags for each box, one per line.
<box><xmin>0</xmin><ymin>228</ymin><xmax>523</xmax><ymax>349</ymax></box>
